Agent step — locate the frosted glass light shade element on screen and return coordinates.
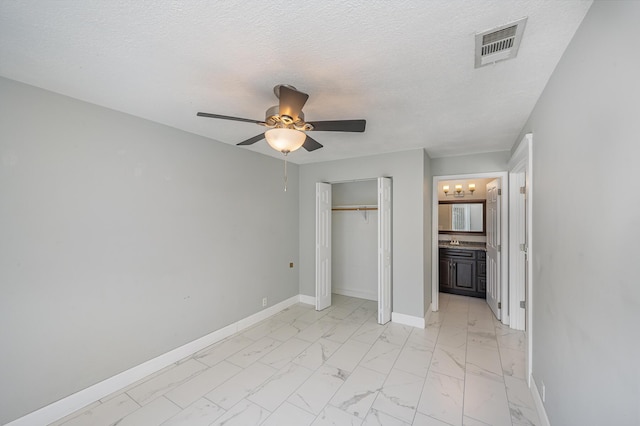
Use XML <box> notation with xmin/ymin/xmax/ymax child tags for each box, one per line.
<box><xmin>265</xmin><ymin>128</ymin><xmax>306</xmax><ymax>153</ymax></box>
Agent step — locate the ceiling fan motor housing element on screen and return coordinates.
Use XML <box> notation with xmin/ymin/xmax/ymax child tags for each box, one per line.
<box><xmin>264</xmin><ymin>105</ymin><xmax>313</xmax><ymax>131</ymax></box>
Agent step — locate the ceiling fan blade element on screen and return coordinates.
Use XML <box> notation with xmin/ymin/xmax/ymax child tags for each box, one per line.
<box><xmin>307</xmin><ymin>119</ymin><xmax>366</xmax><ymax>132</ymax></box>
<box><xmin>302</xmin><ymin>134</ymin><xmax>323</xmax><ymax>152</ymax></box>
<box><xmin>237</xmin><ymin>133</ymin><xmax>265</xmax><ymax>146</ymax></box>
<box><xmin>278</xmin><ymin>86</ymin><xmax>309</xmax><ymax>122</ymax></box>
<box><xmin>197</xmin><ymin>112</ymin><xmax>264</xmax><ymax>125</ymax></box>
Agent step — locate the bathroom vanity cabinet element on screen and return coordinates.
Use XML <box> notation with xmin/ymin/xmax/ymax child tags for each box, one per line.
<box><xmin>439</xmin><ymin>247</ymin><xmax>486</xmax><ymax>298</ymax></box>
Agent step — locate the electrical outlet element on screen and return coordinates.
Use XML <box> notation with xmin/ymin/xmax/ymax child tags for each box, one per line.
<box><xmin>262</xmin><ymin>297</ymin><xmax>267</xmax><ymax>307</ymax></box>
<box><xmin>541</xmin><ymin>381</ymin><xmax>546</xmax><ymax>402</ymax></box>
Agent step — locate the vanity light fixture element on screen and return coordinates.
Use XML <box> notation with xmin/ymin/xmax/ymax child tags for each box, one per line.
<box><xmin>443</xmin><ymin>183</ymin><xmax>476</xmax><ymax>198</ymax></box>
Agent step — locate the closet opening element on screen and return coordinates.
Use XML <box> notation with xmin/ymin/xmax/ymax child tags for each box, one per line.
<box><xmin>315</xmin><ymin>177</ymin><xmax>392</xmax><ymax>324</ymax></box>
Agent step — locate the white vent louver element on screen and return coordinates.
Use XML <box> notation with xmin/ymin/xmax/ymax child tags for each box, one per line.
<box><xmin>475</xmin><ymin>17</ymin><xmax>527</xmax><ymax>68</ymax></box>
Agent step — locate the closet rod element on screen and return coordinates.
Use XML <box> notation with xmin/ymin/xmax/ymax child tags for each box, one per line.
<box><xmin>331</xmin><ymin>207</ymin><xmax>378</xmax><ymax>211</ymax></box>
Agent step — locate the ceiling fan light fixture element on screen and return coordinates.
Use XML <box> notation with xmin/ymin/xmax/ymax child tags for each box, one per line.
<box><xmin>265</xmin><ymin>128</ymin><xmax>306</xmax><ymax>154</ymax></box>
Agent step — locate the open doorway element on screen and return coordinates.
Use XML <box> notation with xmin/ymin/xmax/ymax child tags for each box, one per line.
<box><xmin>315</xmin><ymin>177</ymin><xmax>392</xmax><ymax>325</ymax></box>
<box><xmin>431</xmin><ymin>172</ymin><xmax>509</xmax><ymax>325</ymax></box>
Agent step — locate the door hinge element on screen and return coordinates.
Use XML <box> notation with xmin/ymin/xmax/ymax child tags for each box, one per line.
<box><xmin>519</xmin><ymin>243</ymin><xmax>527</xmax><ymax>253</ymax></box>
<box><xmin>520</xmin><ymin>186</ymin><xmax>526</xmax><ymax>194</ymax></box>
<box><xmin>498</xmin><ymin>302</ymin><xmax>502</xmax><ymax>309</ymax></box>
<box><xmin>497</xmin><ymin>244</ymin><xmax>501</xmax><ymax>252</ymax></box>
<box><xmin>520</xmin><ymin>300</ymin><xmax>526</xmax><ymax>309</ymax></box>
<box><xmin>498</xmin><ymin>188</ymin><xmax>502</xmax><ymax>196</ymax></box>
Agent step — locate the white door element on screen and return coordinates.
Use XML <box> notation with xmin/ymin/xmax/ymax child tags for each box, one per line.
<box><xmin>486</xmin><ymin>179</ymin><xmax>501</xmax><ymax>319</ymax></box>
<box><xmin>377</xmin><ymin>177</ymin><xmax>392</xmax><ymax>324</ymax></box>
<box><xmin>315</xmin><ymin>182</ymin><xmax>332</xmax><ymax>311</ymax></box>
<box><xmin>511</xmin><ymin>169</ymin><xmax>527</xmax><ymax>330</ymax></box>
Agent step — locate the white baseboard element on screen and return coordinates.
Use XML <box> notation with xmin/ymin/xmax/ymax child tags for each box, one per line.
<box><xmin>332</xmin><ymin>287</ymin><xmax>377</xmax><ymax>301</ymax></box>
<box><xmin>391</xmin><ymin>311</ymin><xmax>425</xmax><ymax>328</ymax></box>
<box><xmin>298</xmin><ymin>294</ymin><xmax>316</xmax><ymax>306</ymax></box>
<box><xmin>530</xmin><ymin>375</ymin><xmax>551</xmax><ymax>426</ymax></box>
<box><xmin>7</xmin><ymin>295</ymin><xmax>300</xmax><ymax>426</ymax></box>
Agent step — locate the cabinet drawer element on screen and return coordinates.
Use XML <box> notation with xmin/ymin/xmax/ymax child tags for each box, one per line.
<box><xmin>440</xmin><ymin>248</ymin><xmax>475</xmax><ymax>259</ymax></box>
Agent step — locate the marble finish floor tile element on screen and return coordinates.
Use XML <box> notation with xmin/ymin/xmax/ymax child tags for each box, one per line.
<box><xmin>351</xmin><ymin>319</ymin><xmax>388</xmax><ymax>345</ymax></box>
<box><xmin>259</xmin><ymin>337</ymin><xmax>312</xmax><ymax>369</ymax></box>
<box><xmin>57</xmin><ymin>393</ymin><xmax>140</xmax><ymax>426</ymax></box>
<box><xmin>363</xmin><ymin>407</ymin><xmax>411</xmax><ymax>425</ymax></box>
<box><xmin>204</xmin><ymin>361</ymin><xmax>278</xmax><ymax>409</ymax></box>
<box><xmin>394</xmin><ymin>340</ymin><xmax>433</xmax><ymax>378</ymax></box>
<box><xmin>246</xmin><ymin>362</ymin><xmax>314</xmax><ymax>411</ymax></box>
<box><xmin>463</xmin><ymin>369</ymin><xmax>512</xmax><ymax>426</ymax></box>
<box><xmin>115</xmin><ymin>396</ymin><xmax>179</xmax><ymax>425</ymax></box>
<box><xmin>161</xmin><ymin>398</ymin><xmax>226</xmax><ymax>426</ymax></box>
<box><xmin>504</xmin><ymin>375</ymin><xmax>541</xmax><ymax>426</ymax></box>
<box><xmin>371</xmin><ymin>368</ymin><xmax>424</xmax><ymax>423</ymax></box>
<box><xmin>164</xmin><ymin>360</ymin><xmax>242</xmax><ymax>408</ymax></box>
<box><xmin>325</xmin><ymin>339</ymin><xmax>373</xmax><ymax>372</ymax></box>
<box><xmin>262</xmin><ymin>401</ymin><xmax>317</xmax><ymax>426</ymax></box>
<box><xmin>293</xmin><ymin>338</ymin><xmax>342</xmax><ymax>370</ymax></box>
<box><xmin>193</xmin><ymin>334</ymin><xmax>256</xmax><ymax>367</ymax></box>
<box><xmin>209</xmin><ymin>399</ymin><xmax>270</xmax><ymax>426</ymax></box>
<box><xmin>378</xmin><ymin>323</ymin><xmax>412</xmax><ymax>347</ymax></box>
<box><xmin>360</xmin><ymin>339</ymin><xmax>402</xmax><ymax>374</ymax></box>
<box><xmin>51</xmin><ymin>295</ymin><xmax>543</xmax><ymax>426</ymax></box>
<box><xmin>225</xmin><ymin>336</ymin><xmax>281</xmax><ymax>368</ymax></box>
<box><xmin>312</xmin><ymin>404</ymin><xmax>364</xmax><ymax>426</ymax></box>
<box><xmin>288</xmin><ymin>364</ymin><xmax>350</xmax><ymax>415</ymax></box>
<box><xmin>430</xmin><ymin>345</ymin><xmax>466</xmax><ymax>380</ymax></box>
<box><xmin>417</xmin><ymin>370</ymin><xmax>464</xmax><ymax>426</ymax></box>
<box><xmin>126</xmin><ymin>359</ymin><xmax>208</xmax><ymax>405</ymax></box>
<box><xmin>330</xmin><ymin>366</ymin><xmax>387</xmax><ymax>419</ymax></box>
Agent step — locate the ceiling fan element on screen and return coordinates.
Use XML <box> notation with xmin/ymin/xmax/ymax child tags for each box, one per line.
<box><xmin>197</xmin><ymin>84</ymin><xmax>366</xmax><ymax>155</ymax></box>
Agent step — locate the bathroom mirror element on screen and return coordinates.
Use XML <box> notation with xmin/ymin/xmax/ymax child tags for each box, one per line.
<box><xmin>438</xmin><ymin>200</ymin><xmax>486</xmax><ymax>235</ymax></box>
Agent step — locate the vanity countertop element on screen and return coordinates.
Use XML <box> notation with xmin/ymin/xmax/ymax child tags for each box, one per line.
<box><xmin>438</xmin><ymin>241</ymin><xmax>487</xmax><ymax>251</ymax></box>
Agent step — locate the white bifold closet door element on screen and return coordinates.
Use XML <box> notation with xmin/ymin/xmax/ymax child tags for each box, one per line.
<box><xmin>315</xmin><ymin>182</ymin><xmax>332</xmax><ymax>311</ymax></box>
<box><xmin>377</xmin><ymin>177</ymin><xmax>392</xmax><ymax>324</ymax></box>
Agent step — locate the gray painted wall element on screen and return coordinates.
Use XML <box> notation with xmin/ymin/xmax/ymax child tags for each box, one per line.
<box><xmin>515</xmin><ymin>1</ymin><xmax>640</xmax><ymax>424</ymax></box>
<box><xmin>298</xmin><ymin>150</ymin><xmax>430</xmax><ymax>319</ymax></box>
<box><xmin>430</xmin><ymin>151</ymin><xmax>510</xmax><ymax>176</ymax></box>
<box><xmin>423</xmin><ymin>151</ymin><xmax>432</xmax><ymax>314</ymax></box>
<box><xmin>0</xmin><ymin>77</ymin><xmax>300</xmax><ymax>424</ymax></box>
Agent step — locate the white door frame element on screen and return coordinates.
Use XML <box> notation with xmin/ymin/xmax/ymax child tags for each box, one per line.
<box><xmin>431</xmin><ymin>171</ymin><xmax>509</xmax><ymax>325</ymax></box>
<box><xmin>508</xmin><ymin>133</ymin><xmax>533</xmax><ymax>385</ymax></box>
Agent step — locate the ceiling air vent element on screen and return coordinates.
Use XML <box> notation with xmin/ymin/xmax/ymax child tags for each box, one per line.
<box><xmin>475</xmin><ymin>17</ymin><xmax>527</xmax><ymax>68</ymax></box>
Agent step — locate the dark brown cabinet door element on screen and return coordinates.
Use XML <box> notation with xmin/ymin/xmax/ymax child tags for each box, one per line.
<box><xmin>477</xmin><ymin>261</ymin><xmax>486</xmax><ymax>278</ymax></box>
<box><xmin>439</xmin><ymin>258</ymin><xmax>452</xmax><ymax>288</ymax></box>
<box><xmin>452</xmin><ymin>259</ymin><xmax>476</xmax><ymax>291</ymax></box>
<box><xmin>439</xmin><ymin>248</ymin><xmax>486</xmax><ymax>298</ymax></box>
<box><xmin>478</xmin><ymin>277</ymin><xmax>486</xmax><ymax>293</ymax></box>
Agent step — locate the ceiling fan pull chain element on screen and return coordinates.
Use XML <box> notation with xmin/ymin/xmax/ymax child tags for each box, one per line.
<box><xmin>284</xmin><ymin>154</ymin><xmax>288</xmax><ymax>192</ymax></box>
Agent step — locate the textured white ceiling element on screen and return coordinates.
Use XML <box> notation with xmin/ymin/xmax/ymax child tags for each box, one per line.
<box><xmin>0</xmin><ymin>0</ymin><xmax>592</xmax><ymax>164</ymax></box>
